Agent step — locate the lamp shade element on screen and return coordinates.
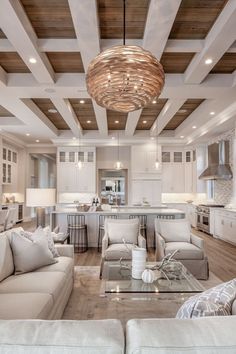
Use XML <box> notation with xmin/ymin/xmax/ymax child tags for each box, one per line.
<box><xmin>26</xmin><ymin>188</ymin><xmax>56</xmax><ymax>207</ymax></box>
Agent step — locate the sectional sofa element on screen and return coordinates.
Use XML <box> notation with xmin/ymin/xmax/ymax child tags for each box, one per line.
<box><xmin>0</xmin><ymin>227</ymin><xmax>74</xmax><ymax>320</ymax></box>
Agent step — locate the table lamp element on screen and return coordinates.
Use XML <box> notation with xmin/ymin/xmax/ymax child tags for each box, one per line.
<box><xmin>26</xmin><ymin>188</ymin><xmax>56</xmax><ymax>227</ymax></box>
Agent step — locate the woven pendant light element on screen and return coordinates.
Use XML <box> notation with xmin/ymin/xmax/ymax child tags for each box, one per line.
<box><xmin>86</xmin><ymin>1</ymin><xmax>165</xmax><ymax>113</ymax></box>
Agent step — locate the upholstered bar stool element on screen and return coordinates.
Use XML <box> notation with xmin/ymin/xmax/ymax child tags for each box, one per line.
<box><xmin>129</xmin><ymin>215</ymin><xmax>148</xmax><ymax>249</ymax></box>
<box><xmin>67</xmin><ymin>214</ymin><xmax>88</xmax><ymax>253</ymax></box>
<box><xmin>97</xmin><ymin>214</ymin><xmax>117</xmax><ymax>251</ymax></box>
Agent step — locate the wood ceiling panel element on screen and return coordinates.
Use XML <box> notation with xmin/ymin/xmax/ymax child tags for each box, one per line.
<box><xmin>164</xmin><ymin>99</ymin><xmax>204</xmax><ymax>130</ymax></box>
<box><xmin>20</xmin><ymin>0</ymin><xmax>76</xmax><ymax>38</ymax></box>
<box><xmin>160</xmin><ymin>53</ymin><xmax>195</xmax><ymax>73</ymax></box>
<box><xmin>0</xmin><ymin>105</ymin><xmax>14</xmax><ymax>117</ymax></box>
<box><xmin>169</xmin><ymin>0</ymin><xmax>228</xmax><ymax>39</ymax></box>
<box><xmin>0</xmin><ymin>52</ymin><xmax>30</xmax><ymax>73</ymax></box>
<box><xmin>46</xmin><ymin>52</ymin><xmax>84</xmax><ymax>73</ymax></box>
<box><xmin>0</xmin><ymin>29</ymin><xmax>6</xmax><ymax>38</ymax></box>
<box><xmin>98</xmin><ymin>0</ymin><xmax>150</xmax><ymax>39</ymax></box>
<box><xmin>136</xmin><ymin>99</ymin><xmax>168</xmax><ymax>130</ymax></box>
<box><xmin>107</xmin><ymin>110</ymin><xmax>128</xmax><ymax>130</ymax></box>
<box><xmin>69</xmin><ymin>99</ymin><xmax>98</xmax><ymax>130</ymax></box>
<box><xmin>210</xmin><ymin>53</ymin><xmax>236</xmax><ymax>74</ymax></box>
<box><xmin>32</xmin><ymin>98</ymin><xmax>69</xmax><ymax>130</ymax></box>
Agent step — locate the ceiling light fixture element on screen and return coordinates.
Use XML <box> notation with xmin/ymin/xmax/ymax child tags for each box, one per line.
<box><xmin>178</xmin><ymin>109</ymin><xmax>187</xmax><ymax>114</ymax></box>
<box><xmin>86</xmin><ymin>0</ymin><xmax>164</xmax><ymax>113</ymax></box>
<box><xmin>143</xmin><ymin>120</ymin><xmax>147</xmax><ymax>124</ymax></box>
<box><xmin>180</xmin><ymin>135</ymin><xmax>184</xmax><ymax>139</ymax></box>
<box><xmin>48</xmin><ymin>108</ymin><xmax>57</xmax><ymax>114</ymax></box>
<box><xmin>205</xmin><ymin>58</ymin><xmax>213</xmax><ymax>65</ymax></box>
<box><xmin>210</xmin><ymin>111</ymin><xmax>215</xmax><ymax>115</ymax></box>
<box><xmin>87</xmin><ymin>120</ymin><xmax>91</xmax><ymax>124</ymax></box>
<box><xmin>115</xmin><ymin>120</ymin><xmax>119</xmax><ymax>124</ymax></box>
<box><xmin>152</xmin><ymin>100</ymin><xmax>157</xmax><ymax>104</ymax></box>
<box><xmin>80</xmin><ymin>100</ymin><xmax>85</xmax><ymax>104</ymax></box>
<box><xmin>77</xmin><ymin>137</ymin><xmax>83</xmax><ymax>170</ymax></box>
<box><xmin>192</xmin><ymin>125</ymin><xmax>197</xmax><ymax>129</ymax></box>
<box><xmin>29</xmin><ymin>57</ymin><xmax>37</xmax><ymax>64</ymax></box>
<box><xmin>35</xmin><ymin>139</ymin><xmax>40</xmax><ymax>143</ymax></box>
<box><xmin>26</xmin><ymin>133</ymin><xmax>30</xmax><ymax>136</ymax></box>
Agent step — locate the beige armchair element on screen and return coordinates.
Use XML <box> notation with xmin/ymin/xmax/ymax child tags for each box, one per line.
<box><xmin>100</xmin><ymin>218</ymin><xmax>146</xmax><ymax>277</ymax></box>
<box><xmin>155</xmin><ymin>218</ymin><xmax>209</xmax><ymax>280</ymax></box>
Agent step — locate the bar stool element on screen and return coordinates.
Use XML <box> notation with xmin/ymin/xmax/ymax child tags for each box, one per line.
<box><xmin>97</xmin><ymin>214</ymin><xmax>117</xmax><ymax>252</ymax></box>
<box><xmin>129</xmin><ymin>214</ymin><xmax>148</xmax><ymax>250</ymax></box>
<box><xmin>67</xmin><ymin>214</ymin><xmax>88</xmax><ymax>253</ymax></box>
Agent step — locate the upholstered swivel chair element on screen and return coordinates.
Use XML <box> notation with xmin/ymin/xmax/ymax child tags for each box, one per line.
<box><xmin>100</xmin><ymin>218</ymin><xmax>146</xmax><ymax>277</ymax></box>
<box><xmin>154</xmin><ymin>218</ymin><xmax>209</xmax><ymax>280</ymax></box>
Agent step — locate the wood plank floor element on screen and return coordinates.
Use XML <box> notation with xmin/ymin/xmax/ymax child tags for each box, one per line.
<box><xmin>19</xmin><ymin>219</ymin><xmax>236</xmax><ymax>282</ymax></box>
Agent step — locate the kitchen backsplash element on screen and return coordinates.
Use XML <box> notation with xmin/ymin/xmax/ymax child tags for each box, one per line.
<box><xmin>214</xmin><ymin>179</ymin><xmax>233</xmax><ymax>205</ymax></box>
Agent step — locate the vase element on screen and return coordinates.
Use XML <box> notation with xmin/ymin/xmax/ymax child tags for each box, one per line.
<box><xmin>132</xmin><ymin>247</ymin><xmax>147</xmax><ymax>279</ymax></box>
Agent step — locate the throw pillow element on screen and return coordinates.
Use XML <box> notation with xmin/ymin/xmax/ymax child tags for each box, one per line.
<box><xmin>176</xmin><ymin>278</ymin><xmax>236</xmax><ymax>319</ymax></box>
<box><xmin>20</xmin><ymin>227</ymin><xmax>59</xmax><ymax>258</ymax></box>
<box><xmin>10</xmin><ymin>232</ymin><xmax>57</xmax><ymax>274</ymax></box>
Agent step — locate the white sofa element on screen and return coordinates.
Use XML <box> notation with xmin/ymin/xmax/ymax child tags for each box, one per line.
<box><xmin>1</xmin><ymin>316</ymin><xmax>236</xmax><ymax>353</ymax></box>
<box><xmin>0</xmin><ymin>228</ymin><xmax>74</xmax><ymax>320</ymax></box>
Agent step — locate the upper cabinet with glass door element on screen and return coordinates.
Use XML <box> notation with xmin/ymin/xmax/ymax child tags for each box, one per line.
<box><xmin>2</xmin><ymin>145</ymin><xmax>18</xmax><ymax>184</ymax></box>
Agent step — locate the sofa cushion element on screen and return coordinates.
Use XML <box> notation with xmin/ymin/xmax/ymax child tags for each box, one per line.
<box><xmin>126</xmin><ymin>317</ymin><xmax>236</xmax><ymax>354</ymax></box>
<box><xmin>10</xmin><ymin>231</ymin><xmax>57</xmax><ymax>274</ymax></box>
<box><xmin>0</xmin><ymin>235</ymin><xmax>14</xmax><ymax>282</ymax></box>
<box><xmin>176</xmin><ymin>278</ymin><xmax>236</xmax><ymax>319</ymax></box>
<box><xmin>165</xmin><ymin>242</ymin><xmax>204</xmax><ymax>260</ymax></box>
<box><xmin>0</xmin><ymin>293</ymin><xmax>53</xmax><ymax>319</ymax></box>
<box><xmin>35</xmin><ymin>257</ymin><xmax>73</xmax><ymax>275</ymax></box>
<box><xmin>0</xmin><ymin>272</ymin><xmax>66</xmax><ymax>303</ymax></box>
<box><xmin>159</xmin><ymin>219</ymin><xmax>191</xmax><ymax>243</ymax></box>
<box><xmin>104</xmin><ymin>243</ymin><xmax>134</xmax><ymax>260</ymax></box>
<box><xmin>106</xmin><ymin>219</ymin><xmax>139</xmax><ymax>244</ymax></box>
<box><xmin>0</xmin><ymin>319</ymin><xmax>124</xmax><ymax>354</ymax></box>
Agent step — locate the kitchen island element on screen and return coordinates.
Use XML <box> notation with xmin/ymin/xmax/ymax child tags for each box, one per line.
<box><xmin>51</xmin><ymin>207</ymin><xmax>185</xmax><ymax>248</ymax></box>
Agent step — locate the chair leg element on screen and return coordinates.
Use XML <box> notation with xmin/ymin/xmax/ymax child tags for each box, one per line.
<box><xmin>100</xmin><ymin>257</ymin><xmax>105</xmax><ymax>279</ymax></box>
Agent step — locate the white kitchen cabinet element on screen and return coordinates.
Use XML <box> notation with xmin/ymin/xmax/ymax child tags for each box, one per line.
<box><xmin>187</xmin><ymin>204</ymin><xmax>197</xmax><ymax>228</ymax></box>
<box><xmin>214</xmin><ymin>210</ymin><xmax>236</xmax><ymax>245</ymax></box>
<box><xmin>131</xmin><ymin>180</ymin><xmax>162</xmax><ymax>206</ymax></box>
<box><xmin>57</xmin><ymin>147</ymin><xmax>96</xmax><ymax>193</ymax></box>
<box><xmin>162</xmin><ymin>163</ymin><xmax>185</xmax><ymax>193</ymax></box>
<box><xmin>2</xmin><ymin>145</ymin><xmax>18</xmax><ymax>191</ymax></box>
<box><xmin>131</xmin><ymin>145</ymin><xmax>161</xmax><ymax>176</ymax></box>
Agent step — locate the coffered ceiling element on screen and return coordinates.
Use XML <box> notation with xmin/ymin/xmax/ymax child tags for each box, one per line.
<box><xmin>0</xmin><ymin>0</ymin><xmax>235</xmax><ymax>146</ymax></box>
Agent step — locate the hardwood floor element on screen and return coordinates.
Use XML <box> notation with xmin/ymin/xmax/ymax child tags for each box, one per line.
<box><xmin>20</xmin><ymin>219</ymin><xmax>236</xmax><ymax>282</ymax></box>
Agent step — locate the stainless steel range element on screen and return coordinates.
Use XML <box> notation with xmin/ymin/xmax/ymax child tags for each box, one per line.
<box><xmin>196</xmin><ymin>204</ymin><xmax>224</xmax><ymax>234</ymax></box>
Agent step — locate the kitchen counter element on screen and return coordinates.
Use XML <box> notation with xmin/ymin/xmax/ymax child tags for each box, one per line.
<box><xmin>51</xmin><ymin>207</ymin><xmax>185</xmax><ymax>248</ymax></box>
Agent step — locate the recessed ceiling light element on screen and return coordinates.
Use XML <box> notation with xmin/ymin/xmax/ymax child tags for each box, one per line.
<box><xmin>180</xmin><ymin>135</ymin><xmax>184</xmax><ymax>139</ymax></box>
<box><xmin>87</xmin><ymin>120</ymin><xmax>91</xmax><ymax>124</ymax></box>
<box><xmin>205</xmin><ymin>58</ymin><xmax>213</xmax><ymax>65</ymax></box>
<box><xmin>35</xmin><ymin>139</ymin><xmax>40</xmax><ymax>143</ymax></box>
<box><xmin>210</xmin><ymin>111</ymin><xmax>215</xmax><ymax>115</ymax></box>
<box><xmin>29</xmin><ymin>57</ymin><xmax>37</xmax><ymax>64</ymax></box>
<box><xmin>143</xmin><ymin>120</ymin><xmax>147</xmax><ymax>124</ymax></box>
<box><xmin>26</xmin><ymin>133</ymin><xmax>30</xmax><ymax>136</ymax></box>
<box><xmin>192</xmin><ymin>125</ymin><xmax>197</xmax><ymax>129</ymax></box>
<box><xmin>150</xmin><ymin>137</ymin><xmax>155</xmax><ymax>140</ymax></box>
<box><xmin>178</xmin><ymin>109</ymin><xmax>187</xmax><ymax>114</ymax></box>
<box><xmin>115</xmin><ymin>120</ymin><xmax>119</xmax><ymax>124</ymax></box>
<box><xmin>48</xmin><ymin>108</ymin><xmax>57</xmax><ymax>114</ymax></box>
<box><xmin>111</xmin><ymin>136</ymin><xmax>115</xmax><ymax>140</ymax></box>
<box><xmin>72</xmin><ymin>137</ymin><xmax>76</xmax><ymax>140</ymax></box>
<box><xmin>152</xmin><ymin>100</ymin><xmax>157</xmax><ymax>104</ymax></box>
<box><xmin>80</xmin><ymin>100</ymin><xmax>85</xmax><ymax>104</ymax></box>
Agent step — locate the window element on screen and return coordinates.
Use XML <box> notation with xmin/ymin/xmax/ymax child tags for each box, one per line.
<box><xmin>174</xmin><ymin>152</ymin><xmax>182</xmax><ymax>162</ymax></box>
<box><xmin>7</xmin><ymin>150</ymin><xmax>11</xmax><ymax>162</ymax></box>
<box><xmin>162</xmin><ymin>151</ymin><xmax>170</xmax><ymax>162</ymax></box>
<box><xmin>207</xmin><ymin>180</ymin><xmax>215</xmax><ymax>200</ymax></box>
<box><xmin>3</xmin><ymin>148</ymin><xmax>6</xmax><ymax>160</ymax></box>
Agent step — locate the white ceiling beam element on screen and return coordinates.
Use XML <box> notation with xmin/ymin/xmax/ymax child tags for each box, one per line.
<box><xmin>143</xmin><ymin>0</ymin><xmax>182</xmax><ymax>60</ymax></box>
<box><xmin>125</xmin><ymin>110</ymin><xmax>142</xmax><ymax>136</ymax></box>
<box><xmin>151</xmin><ymin>99</ymin><xmax>186</xmax><ymax>135</ymax></box>
<box><xmin>0</xmin><ymin>0</ymin><xmax>55</xmax><ymax>84</ymax></box>
<box><xmin>0</xmin><ymin>66</ymin><xmax>7</xmax><ymax>87</ymax></box>
<box><xmin>68</xmin><ymin>0</ymin><xmax>108</xmax><ymax>136</ymax></box>
<box><xmin>50</xmin><ymin>98</ymin><xmax>82</xmax><ymax>138</ymax></box>
<box><xmin>0</xmin><ymin>116</ymin><xmax>24</xmax><ymax>125</ymax></box>
<box><xmin>38</xmin><ymin>38</ymin><xmax>79</xmax><ymax>52</ymax></box>
<box><xmin>184</xmin><ymin>1</ymin><xmax>236</xmax><ymax>84</ymax></box>
<box><xmin>125</xmin><ymin>0</ymin><xmax>182</xmax><ymax>136</ymax></box>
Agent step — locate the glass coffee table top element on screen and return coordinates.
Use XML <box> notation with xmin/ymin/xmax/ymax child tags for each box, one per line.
<box><xmin>102</xmin><ymin>261</ymin><xmax>205</xmax><ymax>294</ymax></box>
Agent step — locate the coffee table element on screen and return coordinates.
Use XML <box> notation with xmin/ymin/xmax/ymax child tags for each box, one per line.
<box><xmin>102</xmin><ymin>261</ymin><xmax>205</xmax><ymax>294</ymax></box>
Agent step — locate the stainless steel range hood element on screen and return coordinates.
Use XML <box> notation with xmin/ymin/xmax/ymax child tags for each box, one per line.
<box><xmin>199</xmin><ymin>140</ymin><xmax>233</xmax><ymax>180</ymax></box>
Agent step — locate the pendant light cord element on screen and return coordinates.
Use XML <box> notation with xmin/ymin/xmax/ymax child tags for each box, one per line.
<box><xmin>118</xmin><ymin>131</ymin><xmax>120</xmax><ymax>161</ymax></box>
<box><xmin>123</xmin><ymin>0</ymin><xmax>126</xmax><ymax>45</ymax></box>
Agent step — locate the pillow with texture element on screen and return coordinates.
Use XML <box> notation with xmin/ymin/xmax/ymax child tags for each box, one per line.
<box><xmin>20</xmin><ymin>226</ymin><xmax>59</xmax><ymax>258</ymax></box>
<box><xmin>176</xmin><ymin>278</ymin><xmax>236</xmax><ymax>319</ymax></box>
<box><xmin>10</xmin><ymin>232</ymin><xmax>57</xmax><ymax>274</ymax></box>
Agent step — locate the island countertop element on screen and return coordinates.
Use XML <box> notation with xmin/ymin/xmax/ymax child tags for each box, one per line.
<box><xmin>52</xmin><ymin>207</ymin><xmax>185</xmax><ymax>215</ymax></box>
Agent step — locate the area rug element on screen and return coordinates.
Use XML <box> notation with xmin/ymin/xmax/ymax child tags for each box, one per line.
<box><xmin>62</xmin><ymin>266</ymin><xmax>222</xmax><ymax>327</ymax></box>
